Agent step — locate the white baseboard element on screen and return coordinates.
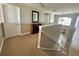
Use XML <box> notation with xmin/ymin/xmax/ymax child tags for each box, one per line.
<box><xmin>0</xmin><ymin>38</ymin><xmax>5</xmax><ymax>54</ymax></box>
<box><xmin>20</xmin><ymin>32</ymin><xmax>31</xmax><ymax>36</ymax></box>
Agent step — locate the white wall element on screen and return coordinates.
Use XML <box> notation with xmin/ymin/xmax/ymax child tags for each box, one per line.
<box><xmin>0</xmin><ymin>4</ymin><xmax>4</xmax><ymax>41</ymax></box>
<box><xmin>43</xmin><ymin>13</ymin><xmax>55</xmax><ymax>24</ymax></box>
<box><xmin>43</xmin><ymin>13</ymin><xmax>50</xmax><ymax>24</ymax></box>
<box><xmin>69</xmin><ymin>26</ymin><xmax>79</xmax><ymax>55</ymax></box>
<box><xmin>49</xmin><ymin>13</ymin><xmax>55</xmax><ymax>24</ymax></box>
<box><xmin>69</xmin><ymin>15</ymin><xmax>79</xmax><ymax>56</ymax></box>
<box><xmin>8</xmin><ymin>3</ymin><xmax>46</xmax><ymax>34</ymax></box>
<box><xmin>0</xmin><ymin>5</ymin><xmax>3</xmax><ymax>22</ymax></box>
<box><xmin>0</xmin><ymin>7</ymin><xmax>2</xmax><ymax>22</ymax></box>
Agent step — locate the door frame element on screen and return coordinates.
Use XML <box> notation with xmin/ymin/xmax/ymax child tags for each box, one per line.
<box><xmin>2</xmin><ymin>4</ymin><xmax>21</xmax><ymax>38</ymax></box>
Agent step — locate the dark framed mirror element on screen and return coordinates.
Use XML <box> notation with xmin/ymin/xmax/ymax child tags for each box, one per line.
<box><xmin>32</xmin><ymin>10</ymin><xmax>39</xmax><ymax>23</ymax></box>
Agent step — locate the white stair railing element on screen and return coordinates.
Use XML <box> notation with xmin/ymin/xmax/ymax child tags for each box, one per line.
<box><xmin>37</xmin><ymin>24</ymin><xmax>74</xmax><ymax>55</ymax></box>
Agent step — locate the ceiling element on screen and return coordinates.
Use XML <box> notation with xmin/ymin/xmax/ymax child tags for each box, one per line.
<box><xmin>26</xmin><ymin>3</ymin><xmax>79</xmax><ymax>14</ymax></box>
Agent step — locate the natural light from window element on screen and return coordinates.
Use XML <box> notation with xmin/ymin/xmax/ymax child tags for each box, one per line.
<box><xmin>58</xmin><ymin>17</ymin><xmax>72</xmax><ymax>26</ymax></box>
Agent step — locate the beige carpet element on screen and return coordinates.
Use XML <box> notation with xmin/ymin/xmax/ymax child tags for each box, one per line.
<box><xmin>0</xmin><ymin>34</ymin><xmax>65</xmax><ymax>56</ymax></box>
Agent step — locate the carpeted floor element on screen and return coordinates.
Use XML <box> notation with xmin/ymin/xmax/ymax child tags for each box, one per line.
<box><xmin>0</xmin><ymin>34</ymin><xmax>65</xmax><ymax>56</ymax></box>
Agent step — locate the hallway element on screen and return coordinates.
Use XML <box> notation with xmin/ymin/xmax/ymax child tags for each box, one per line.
<box><xmin>0</xmin><ymin>34</ymin><xmax>65</xmax><ymax>56</ymax></box>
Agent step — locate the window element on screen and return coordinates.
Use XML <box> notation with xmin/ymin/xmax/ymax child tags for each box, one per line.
<box><xmin>58</xmin><ymin>17</ymin><xmax>72</xmax><ymax>26</ymax></box>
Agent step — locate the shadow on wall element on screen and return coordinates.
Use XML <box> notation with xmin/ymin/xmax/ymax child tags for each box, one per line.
<box><xmin>1</xmin><ymin>23</ymin><xmax>5</xmax><ymax>37</ymax></box>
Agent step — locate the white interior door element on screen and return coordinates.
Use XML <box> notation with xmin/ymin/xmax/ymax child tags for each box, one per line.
<box><xmin>4</xmin><ymin>4</ymin><xmax>21</xmax><ymax>37</ymax></box>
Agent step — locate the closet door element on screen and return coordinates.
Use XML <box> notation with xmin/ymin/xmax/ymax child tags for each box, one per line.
<box><xmin>4</xmin><ymin>4</ymin><xmax>21</xmax><ymax>37</ymax></box>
